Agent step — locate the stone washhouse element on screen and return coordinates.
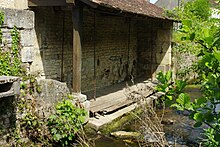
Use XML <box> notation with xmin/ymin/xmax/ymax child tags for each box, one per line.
<box><xmin>0</xmin><ymin>0</ymin><xmax>173</xmax><ymax>127</ymax></box>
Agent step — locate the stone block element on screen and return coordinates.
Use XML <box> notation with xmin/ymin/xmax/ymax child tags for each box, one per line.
<box><xmin>30</xmin><ymin>48</ymin><xmax>45</xmax><ymax>75</ymax></box>
<box><xmin>0</xmin><ymin>0</ymin><xmax>28</xmax><ymax>10</ymax></box>
<box><xmin>0</xmin><ymin>7</ymin><xmax>34</xmax><ymax>29</ymax></box>
<box><xmin>20</xmin><ymin>29</ymin><xmax>35</xmax><ymax>47</ymax></box>
<box><xmin>0</xmin><ymin>0</ymin><xmax>14</xmax><ymax>9</ymax></box>
<box><xmin>0</xmin><ymin>76</ymin><xmax>20</xmax><ymax>98</ymax></box>
<box><xmin>14</xmin><ymin>0</ymin><xmax>28</xmax><ymax>10</ymax></box>
<box><xmin>21</xmin><ymin>47</ymin><xmax>34</xmax><ymax>63</ymax></box>
<box><xmin>38</xmin><ymin>79</ymin><xmax>70</xmax><ymax>103</ymax></box>
<box><xmin>81</xmin><ymin>100</ymin><xmax>90</xmax><ymax>123</ymax></box>
<box><xmin>73</xmin><ymin>93</ymin><xmax>87</xmax><ymax>103</ymax></box>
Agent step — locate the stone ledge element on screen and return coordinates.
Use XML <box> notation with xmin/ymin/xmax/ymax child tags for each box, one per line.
<box><xmin>0</xmin><ymin>76</ymin><xmax>20</xmax><ymax>98</ymax></box>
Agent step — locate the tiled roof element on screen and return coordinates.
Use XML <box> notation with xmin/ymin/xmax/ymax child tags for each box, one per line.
<box><xmin>83</xmin><ymin>0</ymin><xmax>170</xmax><ymax>19</ymax></box>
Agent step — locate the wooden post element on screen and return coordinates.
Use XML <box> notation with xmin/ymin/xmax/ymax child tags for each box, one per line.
<box><xmin>72</xmin><ymin>0</ymin><xmax>82</xmax><ymax>93</ymax></box>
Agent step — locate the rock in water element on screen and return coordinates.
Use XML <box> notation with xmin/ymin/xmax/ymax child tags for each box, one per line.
<box><xmin>110</xmin><ymin>131</ymin><xmax>140</xmax><ymax>139</ymax></box>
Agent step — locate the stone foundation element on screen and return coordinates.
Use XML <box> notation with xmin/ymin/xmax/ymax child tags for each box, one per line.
<box><xmin>0</xmin><ymin>76</ymin><xmax>20</xmax><ymax>146</ymax></box>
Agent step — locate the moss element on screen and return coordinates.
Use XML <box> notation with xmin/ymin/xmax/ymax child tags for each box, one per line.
<box><xmin>99</xmin><ymin>108</ymin><xmax>143</xmax><ymax>134</ymax></box>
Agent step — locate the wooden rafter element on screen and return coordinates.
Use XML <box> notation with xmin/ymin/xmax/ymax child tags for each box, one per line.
<box><xmin>28</xmin><ymin>0</ymin><xmax>74</xmax><ymax>7</ymax></box>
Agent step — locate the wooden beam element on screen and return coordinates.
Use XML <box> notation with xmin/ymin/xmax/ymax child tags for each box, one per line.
<box><xmin>72</xmin><ymin>0</ymin><xmax>82</xmax><ymax>93</ymax></box>
<box><xmin>28</xmin><ymin>0</ymin><xmax>67</xmax><ymax>6</ymax></box>
<box><xmin>66</xmin><ymin>0</ymin><xmax>74</xmax><ymax>4</ymax></box>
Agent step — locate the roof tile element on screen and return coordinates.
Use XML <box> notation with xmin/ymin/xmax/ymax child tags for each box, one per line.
<box><xmin>86</xmin><ymin>0</ymin><xmax>169</xmax><ymax>19</ymax></box>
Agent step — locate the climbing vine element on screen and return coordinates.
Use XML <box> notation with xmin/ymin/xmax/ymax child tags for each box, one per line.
<box><xmin>0</xmin><ymin>11</ymin><xmax>4</xmax><ymax>43</ymax></box>
<box><xmin>0</xmin><ymin>11</ymin><xmax>23</xmax><ymax>76</ymax></box>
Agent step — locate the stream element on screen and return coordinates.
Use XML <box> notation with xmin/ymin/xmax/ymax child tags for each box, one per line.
<box><xmin>87</xmin><ymin>86</ymin><xmax>203</xmax><ymax>147</ymax></box>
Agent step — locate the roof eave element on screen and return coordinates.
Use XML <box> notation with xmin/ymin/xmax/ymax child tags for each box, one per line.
<box><xmin>80</xmin><ymin>0</ymin><xmax>174</xmax><ymax>21</ymax></box>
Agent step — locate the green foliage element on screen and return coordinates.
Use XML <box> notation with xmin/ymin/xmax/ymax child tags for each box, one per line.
<box><xmin>0</xmin><ymin>11</ymin><xmax>4</xmax><ymax>43</ymax></box>
<box><xmin>169</xmin><ymin>0</ymin><xmax>211</xmax><ymax>21</ymax></box>
<box><xmin>169</xmin><ymin>0</ymin><xmax>219</xmax><ymax>80</ymax></box>
<box><xmin>185</xmin><ymin>0</ymin><xmax>211</xmax><ymax>20</ymax></box>
<box><xmin>171</xmin><ymin>93</ymin><xmax>193</xmax><ymax>111</ymax></box>
<box><xmin>9</xmin><ymin>75</ymin><xmax>50</xmax><ymax>146</ymax></box>
<box><xmin>169</xmin><ymin>0</ymin><xmax>220</xmax><ymax>144</ymax></box>
<box><xmin>0</xmin><ymin>11</ymin><xmax>24</xmax><ymax>76</ymax></box>
<box><xmin>0</xmin><ymin>25</ymin><xmax>24</xmax><ymax>76</ymax></box>
<box><xmin>156</xmin><ymin>71</ymin><xmax>186</xmax><ymax>105</ymax></box>
<box><xmin>47</xmin><ymin>99</ymin><xmax>87</xmax><ymax>146</ymax></box>
<box><xmin>10</xmin><ymin>75</ymin><xmax>87</xmax><ymax>146</ymax></box>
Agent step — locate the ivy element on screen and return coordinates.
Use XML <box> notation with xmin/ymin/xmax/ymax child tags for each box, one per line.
<box><xmin>0</xmin><ymin>13</ymin><xmax>24</xmax><ymax>76</ymax></box>
<box><xmin>0</xmin><ymin>11</ymin><xmax>4</xmax><ymax>43</ymax></box>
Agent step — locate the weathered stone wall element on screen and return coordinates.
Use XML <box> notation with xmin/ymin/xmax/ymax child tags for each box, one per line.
<box><xmin>33</xmin><ymin>7</ymin><xmax>67</xmax><ymax>80</ymax></box>
<box><xmin>173</xmin><ymin>51</ymin><xmax>198</xmax><ymax>80</ymax></box>
<box><xmin>0</xmin><ymin>76</ymin><xmax>20</xmax><ymax>145</ymax></box>
<box><xmin>137</xmin><ymin>18</ymin><xmax>172</xmax><ymax>80</ymax></box>
<box><xmin>0</xmin><ymin>0</ymin><xmax>28</xmax><ymax>10</ymax></box>
<box><xmin>82</xmin><ymin>10</ymin><xmax>137</xmax><ymax>92</ymax></box>
<box><xmin>0</xmin><ymin>7</ymin><xmax>35</xmax><ymax>72</ymax></box>
<box><xmin>0</xmin><ymin>7</ymin><xmax>33</xmax><ymax>144</ymax></box>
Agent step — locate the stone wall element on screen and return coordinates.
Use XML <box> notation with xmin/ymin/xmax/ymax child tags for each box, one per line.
<box><xmin>0</xmin><ymin>7</ymin><xmax>36</xmax><ymax>75</ymax></box>
<box><xmin>137</xmin><ymin>18</ymin><xmax>172</xmax><ymax>80</ymax></box>
<box><xmin>0</xmin><ymin>7</ymin><xmax>33</xmax><ymax>144</ymax></box>
<box><xmin>0</xmin><ymin>76</ymin><xmax>20</xmax><ymax>145</ymax></box>
<box><xmin>32</xmin><ymin>7</ymin><xmax>137</xmax><ymax>92</ymax></box>
<box><xmin>0</xmin><ymin>7</ymin><xmax>35</xmax><ymax>72</ymax></box>
<box><xmin>82</xmin><ymin>10</ymin><xmax>137</xmax><ymax>91</ymax></box>
<box><xmin>32</xmin><ymin>7</ymin><xmax>69</xmax><ymax>81</ymax></box>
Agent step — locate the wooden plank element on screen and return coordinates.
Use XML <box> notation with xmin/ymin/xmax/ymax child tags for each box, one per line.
<box><xmin>72</xmin><ymin>0</ymin><xmax>82</xmax><ymax>93</ymax></box>
<box><xmin>90</xmin><ymin>95</ymin><xmax>127</xmax><ymax>112</ymax></box>
<box><xmin>103</xmin><ymin>100</ymin><xmax>134</xmax><ymax>113</ymax></box>
<box><xmin>89</xmin><ymin>78</ymin><xmax>157</xmax><ymax>114</ymax></box>
<box><xmin>28</xmin><ymin>0</ymin><xmax>67</xmax><ymax>6</ymax></box>
<box><xmin>90</xmin><ymin>91</ymin><xmax>124</xmax><ymax>107</ymax></box>
<box><xmin>90</xmin><ymin>97</ymin><xmax>133</xmax><ymax>113</ymax></box>
<box><xmin>90</xmin><ymin>91</ymin><xmax>133</xmax><ymax>113</ymax></box>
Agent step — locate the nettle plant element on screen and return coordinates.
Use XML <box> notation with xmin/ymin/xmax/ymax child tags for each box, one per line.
<box><xmin>47</xmin><ymin>98</ymin><xmax>87</xmax><ymax>146</ymax></box>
